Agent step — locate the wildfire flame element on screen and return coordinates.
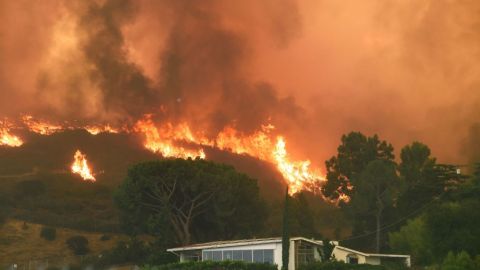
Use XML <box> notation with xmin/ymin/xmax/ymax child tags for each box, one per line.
<box><xmin>71</xmin><ymin>150</ymin><xmax>96</xmax><ymax>181</ymax></box>
<box><xmin>84</xmin><ymin>124</ymin><xmax>120</xmax><ymax>135</ymax></box>
<box><xmin>134</xmin><ymin>116</ymin><xmax>206</xmax><ymax>159</ymax></box>
<box><xmin>22</xmin><ymin>115</ymin><xmax>64</xmax><ymax>135</ymax></box>
<box><xmin>0</xmin><ymin>129</ymin><xmax>23</xmax><ymax>147</ymax></box>
<box><xmin>3</xmin><ymin>114</ymin><xmax>327</xmax><ymax>194</ymax></box>
<box><xmin>134</xmin><ymin>116</ymin><xmax>325</xmax><ymax>194</ymax></box>
<box><xmin>22</xmin><ymin>115</ymin><xmax>120</xmax><ymax>135</ymax></box>
<box><xmin>0</xmin><ymin>120</ymin><xmax>23</xmax><ymax>147</ymax></box>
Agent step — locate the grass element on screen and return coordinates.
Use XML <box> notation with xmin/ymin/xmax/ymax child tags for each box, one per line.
<box><xmin>0</xmin><ymin>219</ymin><xmax>134</xmax><ymax>267</ymax></box>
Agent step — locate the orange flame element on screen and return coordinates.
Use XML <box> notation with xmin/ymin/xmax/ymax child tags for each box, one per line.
<box><xmin>71</xmin><ymin>150</ymin><xmax>96</xmax><ymax>181</ymax></box>
<box><xmin>0</xmin><ymin>128</ymin><xmax>23</xmax><ymax>147</ymax></box>
<box><xmin>84</xmin><ymin>124</ymin><xmax>120</xmax><ymax>135</ymax></box>
<box><xmin>134</xmin><ymin>116</ymin><xmax>206</xmax><ymax>159</ymax></box>
<box><xmin>9</xmin><ymin>114</ymin><xmax>327</xmax><ymax>194</ymax></box>
<box><xmin>134</xmin><ymin>116</ymin><xmax>325</xmax><ymax>194</ymax></box>
<box><xmin>22</xmin><ymin>115</ymin><xmax>64</xmax><ymax>135</ymax></box>
<box><xmin>0</xmin><ymin>120</ymin><xmax>23</xmax><ymax>147</ymax></box>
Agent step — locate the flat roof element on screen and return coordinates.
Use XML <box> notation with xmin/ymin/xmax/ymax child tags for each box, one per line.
<box><xmin>167</xmin><ymin>237</ymin><xmax>323</xmax><ymax>252</ymax></box>
<box><xmin>334</xmin><ymin>245</ymin><xmax>410</xmax><ymax>258</ymax></box>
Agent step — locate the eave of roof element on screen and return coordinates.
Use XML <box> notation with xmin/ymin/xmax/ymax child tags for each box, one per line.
<box><xmin>167</xmin><ymin>237</ymin><xmax>323</xmax><ymax>252</ymax></box>
<box><xmin>334</xmin><ymin>245</ymin><xmax>410</xmax><ymax>258</ymax></box>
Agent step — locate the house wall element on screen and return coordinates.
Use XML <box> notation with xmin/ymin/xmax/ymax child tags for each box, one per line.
<box><xmin>178</xmin><ymin>240</ymin><xmax>322</xmax><ymax>270</ymax></box>
<box><xmin>365</xmin><ymin>257</ymin><xmax>381</xmax><ymax>265</ymax></box>
<box><xmin>204</xmin><ymin>242</ymin><xmax>283</xmax><ymax>270</ymax></box>
<box><xmin>331</xmin><ymin>247</ymin><xmax>368</xmax><ymax>264</ymax></box>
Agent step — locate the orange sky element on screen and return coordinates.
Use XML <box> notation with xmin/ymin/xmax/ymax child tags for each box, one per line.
<box><xmin>1</xmin><ymin>0</ymin><xmax>479</xmax><ymax>165</ymax></box>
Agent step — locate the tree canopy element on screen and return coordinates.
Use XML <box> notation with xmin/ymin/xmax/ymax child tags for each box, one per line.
<box><xmin>322</xmin><ymin>132</ymin><xmax>394</xmax><ymax>201</ymax></box>
<box><xmin>114</xmin><ymin>158</ymin><xmax>266</xmax><ymax>245</ymax></box>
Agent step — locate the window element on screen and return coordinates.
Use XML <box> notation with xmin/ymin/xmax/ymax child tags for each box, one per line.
<box><xmin>296</xmin><ymin>240</ymin><xmax>315</xmax><ymax>267</ymax></box>
<box><xmin>253</xmin><ymin>250</ymin><xmax>263</xmax><ymax>263</ymax></box>
<box><xmin>212</xmin><ymin>251</ymin><xmax>222</xmax><ymax>261</ymax></box>
<box><xmin>242</xmin><ymin>250</ymin><xmax>252</xmax><ymax>262</ymax></box>
<box><xmin>202</xmin><ymin>249</ymin><xmax>274</xmax><ymax>264</ymax></box>
<box><xmin>263</xmin><ymin>250</ymin><xmax>274</xmax><ymax>264</ymax></box>
<box><xmin>233</xmin><ymin>250</ymin><xmax>243</xmax><ymax>261</ymax></box>
<box><xmin>224</xmin><ymin>250</ymin><xmax>233</xmax><ymax>260</ymax></box>
<box><xmin>347</xmin><ymin>254</ymin><xmax>359</xmax><ymax>264</ymax></box>
<box><xmin>203</xmin><ymin>251</ymin><xmax>212</xmax><ymax>261</ymax></box>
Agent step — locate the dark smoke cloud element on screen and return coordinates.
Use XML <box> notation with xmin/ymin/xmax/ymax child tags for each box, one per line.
<box><xmin>1</xmin><ymin>0</ymin><xmax>480</xmax><ymax>166</ymax></box>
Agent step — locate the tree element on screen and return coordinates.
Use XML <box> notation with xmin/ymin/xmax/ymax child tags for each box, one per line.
<box><xmin>115</xmin><ymin>159</ymin><xmax>266</xmax><ymax>245</ymax></box>
<box><xmin>322</xmin><ymin>132</ymin><xmax>394</xmax><ymax>202</ymax></box>
<box><xmin>322</xmin><ymin>132</ymin><xmax>395</xmax><ymax>251</ymax></box>
<box><xmin>350</xmin><ymin>160</ymin><xmax>398</xmax><ymax>252</ymax></box>
<box><xmin>397</xmin><ymin>142</ymin><xmax>438</xmax><ymax>217</ymax></box>
<box><xmin>442</xmin><ymin>251</ymin><xmax>476</xmax><ymax>270</ymax></box>
<box><xmin>389</xmin><ymin>217</ymin><xmax>433</xmax><ymax>265</ymax></box>
<box><xmin>424</xmin><ymin>199</ymin><xmax>480</xmax><ymax>259</ymax></box>
<box><xmin>66</xmin><ymin>235</ymin><xmax>89</xmax><ymax>255</ymax></box>
<box><xmin>320</xmin><ymin>239</ymin><xmax>334</xmax><ymax>261</ymax></box>
<box><xmin>40</xmin><ymin>226</ymin><xmax>57</xmax><ymax>241</ymax></box>
<box><xmin>281</xmin><ymin>188</ymin><xmax>290</xmax><ymax>270</ymax></box>
<box><xmin>289</xmin><ymin>192</ymin><xmax>316</xmax><ymax>238</ymax></box>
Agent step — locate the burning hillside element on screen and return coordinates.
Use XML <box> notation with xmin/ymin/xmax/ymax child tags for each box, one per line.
<box><xmin>0</xmin><ymin>0</ymin><xmax>337</xmax><ymax>196</ymax></box>
<box><xmin>1</xmin><ymin>115</ymin><xmax>325</xmax><ymax>194</ymax></box>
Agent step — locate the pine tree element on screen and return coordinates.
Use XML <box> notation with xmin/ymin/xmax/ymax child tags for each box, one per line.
<box><xmin>282</xmin><ymin>187</ymin><xmax>290</xmax><ymax>270</ymax></box>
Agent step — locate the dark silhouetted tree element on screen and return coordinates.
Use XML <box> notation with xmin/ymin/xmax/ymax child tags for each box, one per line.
<box><xmin>115</xmin><ymin>159</ymin><xmax>266</xmax><ymax>245</ymax></box>
<box><xmin>282</xmin><ymin>188</ymin><xmax>290</xmax><ymax>270</ymax></box>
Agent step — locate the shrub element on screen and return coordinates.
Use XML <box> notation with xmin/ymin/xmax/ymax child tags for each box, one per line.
<box><xmin>299</xmin><ymin>261</ymin><xmax>386</xmax><ymax>270</ymax></box>
<box><xmin>40</xmin><ymin>226</ymin><xmax>56</xmax><ymax>241</ymax></box>
<box><xmin>143</xmin><ymin>261</ymin><xmax>277</xmax><ymax>270</ymax></box>
<box><xmin>100</xmin><ymin>234</ymin><xmax>111</xmax><ymax>241</ymax></box>
<box><xmin>14</xmin><ymin>180</ymin><xmax>46</xmax><ymax>197</ymax></box>
<box><xmin>66</xmin><ymin>235</ymin><xmax>89</xmax><ymax>255</ymax></box>
<box><xmin>442</xmin><ymin>251</ymin><xmax>476</xmax><ymax>270</ymax></box>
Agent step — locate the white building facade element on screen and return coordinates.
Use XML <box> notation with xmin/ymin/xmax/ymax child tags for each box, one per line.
<box><xmin>332</xmin><ymin>245</ymin><xmax>411</xmax><ymax>267</ymax></box>
<box><xmin>167</xmin><ymin>237</ymin><xmax>323</xmax><ymax>270</ymax></box>
<box><xmin>168</xmin><ymin>238</ymin><xmax>411</xmax><ymax>269</ymax></box>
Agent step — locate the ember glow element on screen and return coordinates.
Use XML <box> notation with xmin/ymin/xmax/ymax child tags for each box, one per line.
<box><xmin>84</xmin><ymin>125</ymin><xmax>120</xmax><ymax>135</ymax></box>
<box><xmin>22</xmin><ymin>115</ymin><xmax>64</xmax><ymax>135</ymax></box>
<box><xmin>22</xmin><ymin>115</ymin><xmax>120</xmax><ymax>135</ymax></box>
<box><xmin>71</xmin><ymin>150</ymin><xmax>96</xmax><ymax>181</ymax></box>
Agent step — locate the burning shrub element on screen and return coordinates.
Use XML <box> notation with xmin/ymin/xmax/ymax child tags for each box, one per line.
<box><xmin>66</xmin><ymin>235</ymin><xmax>89</xmax><ymax>255</ymax></box>
<box><xmin>40</xmin><ymin>226</ymin><xmax>56</xmax><ymax>241</ymax></box>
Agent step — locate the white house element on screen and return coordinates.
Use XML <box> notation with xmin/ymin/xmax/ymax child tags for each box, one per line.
<box><xmin>167</xmin><ymin>237</ymin><xmax>324</xmax><ymax>270</ymax></box>
<box><xmin>167</xmin><ymin>237</ymin><xmax>411</xmax><ymax>269</ymax></box>
<box><xmin>332</xmin><ymin>245</ymin><xmax>411</xmax><ymax>267</ymax></box>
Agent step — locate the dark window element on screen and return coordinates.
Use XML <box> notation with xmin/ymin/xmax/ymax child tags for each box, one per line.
<box><xmin>212</xmin><ymin>251</ymin><xmax>222</xmax><ymax>261</ymax></box>
<box><xmin>264</xmin><ymin>250</ymin><xmax>274</xmax><ymax>264</ymax></box>
<box><xmin>347</xmin><ymin>255</ymin><xmax>358</xmax><ymax>264</ymax></box>
<box><xmin>253</xmin><ymin>250</ymin><xmax>263</xmax><ymax>263</ymax></box>
<box><xmin>224</xmin><ymin>250</ymin><xmax>233</xmax><ymax>260</ymax></box>
<box><xmin>203</xmin><ymin>251</ymin><xmax>212</xmax><ymax>261</ymax></box>
<box><xmin>233</xmin><ymin>250</ymin><xmax>243</xmax><ymax>261</ymax></box>
<box><xmin>243</xmin><ymin>250</ymin><xmax>252</xmax><ymax>262</ymax></box>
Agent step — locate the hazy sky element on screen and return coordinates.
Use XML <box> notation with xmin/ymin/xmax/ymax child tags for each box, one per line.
<box><xmin>1</xmin><ymin>0</ymin><xmax>479</xmax><ymax>166</ymax></box>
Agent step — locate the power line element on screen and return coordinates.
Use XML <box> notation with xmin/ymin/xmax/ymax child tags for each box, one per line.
<box><xmin>338</xmin><ymin>191</ymin><xmax>446</xmax><ymax>242</ymax></box>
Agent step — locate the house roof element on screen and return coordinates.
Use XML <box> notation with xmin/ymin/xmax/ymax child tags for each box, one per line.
<box><xmin>333</xmin><ymin>245</ymin><xmax>410</xmax><ymax>259</ymax></box>
<box><xmin>167</xmin><ymin>237</ymin><xmax>323</xmax><ymax>252</ymax></box>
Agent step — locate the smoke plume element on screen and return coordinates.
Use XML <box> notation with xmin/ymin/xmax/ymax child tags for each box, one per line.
<box><xmin>1</xmin><ymin>0</ymin><xmax>480</xmax><ymax>165</ymax></box>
